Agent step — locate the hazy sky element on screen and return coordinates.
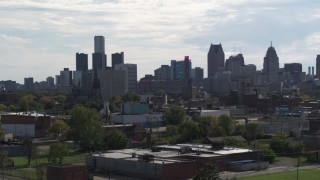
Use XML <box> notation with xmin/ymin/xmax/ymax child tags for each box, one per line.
<box><xmin>1</xmin><ymin>0</ymin><xmax>320</xmax><ymax>83</ymax></box>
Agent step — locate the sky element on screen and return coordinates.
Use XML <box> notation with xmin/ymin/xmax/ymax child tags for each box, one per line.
<box><xmin>1</xmin><ymin>0</ymin><xmax>320</xmax><ymax>83</ymax></box>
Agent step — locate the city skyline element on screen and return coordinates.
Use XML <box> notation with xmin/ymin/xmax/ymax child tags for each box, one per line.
<box><xmin>1</xmin><ymin>0</ymin><xmax>320</xmax><ymax>83</ymax></box>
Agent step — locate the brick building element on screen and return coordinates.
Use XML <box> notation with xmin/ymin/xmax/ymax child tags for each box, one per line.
<box><xmin>1</xmin><ymin>112</ymin><xmax>55</xmax><ymax>138</ymax></box>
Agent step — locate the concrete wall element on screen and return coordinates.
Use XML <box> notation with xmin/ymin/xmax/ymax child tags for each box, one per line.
<box><xmin>87</xmin><ymin>156</ymin><xmax>163</xmax><ymax>179</ymax></box>
<box><xmin>228</xmin><ymin>162</ymin><xmax>269</xmax><ymax>172</ymax></box>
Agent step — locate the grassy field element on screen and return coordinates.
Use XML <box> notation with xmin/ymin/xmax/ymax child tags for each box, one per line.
<box><xmin>3</xmin><ymin>152</ymin><xmax>87</xmax><ymax>180</ymax></box>
<box><xmin>241</xmin><ymin>168</ymin><xmax>320</xmax><ymax>180</ymax></box>
<box><xmin>10</xmin><ymin>152</ymin><xmax>86</xmax><ymax>167</ymax></box>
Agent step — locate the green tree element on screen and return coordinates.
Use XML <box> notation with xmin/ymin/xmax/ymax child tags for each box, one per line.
<box><xmin>48</xmin><ymin>120</ymin><xmax>70</xmax><ymax>140</ymax></box>
<box><xmin>109</xmin><ymin>96</ymin><xmax>122</xmax><ymax>113</ymax></box>
<box><xmin>195</xmin><ymin>115</ymin><xmax>218</xmax><ymax>137</ymax></box>
<box><xmin>0</xmin><ymin>151</ymin><xmax>8</xmax><ymax>180</ymax></box>
<box><xmin>18</xmin><ymin>94</ymin><xmax>43</xmax><ymax>112</ymax></box>
<box><xmin>193</xmin><ymin>163</ymin><xmax>219</xmax><ymax>180</ymax></box>
<box><xmin>47</xmin><ymin>143</ymin><xmax>69</xmax><ymax>164</ymax></box>
<box><xmin>260</xmin><ymin>146</ymin><xmax>276</xmax><ymax>164</ymax></box>
<box><xmin>105</xmin><ymin>130</ymin><xmax>128</xmax><ymax>150</ymax></box>
<box><xmin>68</xmin><ymin>106</ymin><xmax>104</xmax><ymax>150</ymax></box>
<box><xmin>208</xmin><ymin>126</ymin><xmax>226</xmax><ymax>137</ymax></box>
<box><xmin>178</xmin><ymin>120</ymin><xmax>199</xmax><ymax>142</ymax></box>
<box><xmin>0</xmin><ymin>104</ymin><xmax>6</xmax><ymax>111</ymax></box>
<box><xmin>218</xmin><ymin>114</ymin><xmax>235</xmax><ymax>135</ymax></box>
<box><xmin>122</xmin><ymin>92</ymin><xmax>140</xmax><ymax>102</ymax></box>
<box><xmin>244</xmin><ymin>123</ymin><xmax>261</xmax><ymax>141</ymax></box>
<box><xmin>163</xmin><ymin>106</ymin><xmax>186</xmax><ymax>125</ymax></box>
<box><xmin>23</xmin><ymin>138</ymin><xmax>34</xmax><ymax>166</ymax></box>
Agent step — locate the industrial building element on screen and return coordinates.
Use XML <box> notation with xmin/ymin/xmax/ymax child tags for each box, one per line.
<box><xmin>86</xmin><ymin>143</ymin><xmax>263</xmax><ymax>179</ymax></box>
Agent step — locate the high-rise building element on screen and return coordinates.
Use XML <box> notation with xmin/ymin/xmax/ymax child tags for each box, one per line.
<box><xmin>192</xmin><ymin>67</ymin><xmax>204</xmax><ymax>85</ymax></box>
<box><xmin>76</xmin><ymin>53</ymin><xmax>88</xmax><ymax>72</ymax></box>
<box><xmin>316</xmin><ymin>55</ymin><xmax>320</xmax><ymax>79</ymax></box>
<box><xmin>114</xmin><ymin>63</ymin><xmax>137</xmax><ymax>92</ymax></box>
<box><xmin>171</xmin><ymin>57</ymin><xmax>192</xmax><ymax>81</ymax></box>
<box><xmin>263</xmin><ymin>43</ymin><xmax>279</xmax><ymax>83</ymax></box>
<box><xmin>92</xmin><ymin>36</ymin><xmax>106</xmax><ymax>71</ymax></box>
<box><xmin>24</xmin><ymin>77</ymin><xmax>34</xmax><ymax>90</ymax></box>
<box><xmin>208</xmin><ymin>43</ymin><xmax>225</xmax><ymax>78</ymax></box>
<box><xmin>94</xmin><ymin>36</ymin><xmax>105</xmax><ymax>53</ymax></box>
<box><xmin>46</xmin><ymin>76</ymin><xmax>55</xmax><ymax>89</ymax></box>
<box><xmin>100</xmin><ymin>69</ymin><xmax>127</xmax><ymax>101</ymax></box>
<box><xmin>225</xmin><ymin>54</ymin><xmax>245</xmax><ymax>76</ymax></box>
<box><xmin>284</xmin><ymin>63</ymin><xmax>302</xmax><ymax>73</ymax></box>
<box><xmin>155</xmin><ymin>65</ymin><xmax>171</xmax><ymax>80</ymax></box>
<box><xmin>112</xmin><ymin>52</ymin><xmax>124</xmax><ymax>69</ymax></box>
<box><xmin>59</xmin><ymin>68</ymin><xmax>72</xmax><ymax>86</ymax></box>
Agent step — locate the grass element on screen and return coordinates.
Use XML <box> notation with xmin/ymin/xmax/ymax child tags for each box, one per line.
<box><xmin>10</xmin><ymin>152</ymin><xmax>86</xmax><ymax>167</ymax></box>
<box><xmin>241</xmin><ymin>168</ymin><xmax>320</xmax><ymax>180</ymax></box>
<box><xmin>4</xmin><ymin>152</ymin><xmax>87</xmax><ymax>180</ymax></box>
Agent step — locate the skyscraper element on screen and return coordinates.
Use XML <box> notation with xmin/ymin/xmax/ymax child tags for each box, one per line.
<box><xmin>263</xmin><ymin>43</ymin><xmax>279</xmax><ymax>83</ymax></box>
<box><xmin>94</xmin><ymin>36</ymin><xmax>105</xmax><ymax>53</ymax></box>
<box><xmin>24</xmin><ymin>77</ymin><xmax>34</xmax><ymax>90</ymax></box>
<box><xmin>225</xmin><ymin>54</ymin><xmax>245</xmax><ymax>76</ymax></box>
<box><xmin>316</xmin><ymin>55</ymin><xmax>320</xmax><ymax>79</ymax></box>
<box><xmin>170</xmin><ymin>57</ymin><xmax>192</xmax><ymax>81</ymax></box>
<box><xmin>155</xmin><ymin>65</ymin><xmax>171</xmax><ymax>80</ymax></box>
<box><xmin>92</xmin><ymin>36</ymin><xmax>106</xmax><ymax>70</ymax></box>
<box><xmin>208</xmin><ymin>43</ymin><xmax>225</xmax><ymax>78</ymax></box>
<box><xmin>112</xmin><ymin>52</ymin><xmax>124</xmax><ymax>69</ymax></box>
<box><xmin>76</xmin><ymin>53</ymin><xmax>88</xmax><ymax>72</ymax></box>
<box><xmin>192</xmin><ymin>67</ymin><xmax>204</xmax><ymax>85</ymax></box>
<box><xmin>114</xmin><ymin>63</ymin><xmax>137</xmax><ymax>92</ymax></box>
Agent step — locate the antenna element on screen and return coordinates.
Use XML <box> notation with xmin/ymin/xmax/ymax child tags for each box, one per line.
<box><xmin>271</xmin><ymin>41</ymin><xmax>273</xmax><ymax>47</ymax></box>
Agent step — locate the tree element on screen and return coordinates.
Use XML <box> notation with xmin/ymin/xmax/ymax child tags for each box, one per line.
<box><xmin>163</xmin><ymin>106</ymin><xmax>186</xmax><ymax>125</ymax></box>
<box><xmin>218</xmin><ymin>114</ymin><xmax>235</xmax><ymax>135</ymax></box>
<box><xmin>0</xmin><ymin>104</ymin><xmax>6</xmax><ymax>111</ymax></box>
<box><xmin>68</xmin><ymin>105</ymin><xmax>104</xmax><ymax>150</ymax></box>
<box><xmin>260</xmin><ymin>146</ymin><xmax>276</xmax><ymax>164</ymax></box>
<box><xmin>195</xmin><ymin>115</ymin><xmax>218</xmax><ymax>138</ymax></box>
<box><xmin>208</xmin><ymin>126</ymin><xmax>226</xmax><ymax>137</ymax></box>
<box><xmin>193</xmin><ymin>163</ymin><xmax>219</xmax><ymax>180</ymax></box>
<box><xmin>24</xmin><ymin>138</ymin><xmax>34</xmax><ymax>166</ymax></box>
<box><xmin>0</xmin><ymin>151</ymin><xmax>8</xmax><ymax>180</ymax></box>
<box><xmin>178</xmin><ymin>120</ymin><xmax>199</xmax><ymax>142</ymax></box>
<box><xmin>48</xmin><ymin>120</ymin><xmax>70</xmax><ymax>139</ymax></box>
<box><xmin>47</xmin><ymin>143</ymin><xmax>69</xmax><ymax>164</ymax></box>
<box><xmin>105</xmin><ymin>130</ymin><xmax>128</xmax><ymax>150</ymax></box>
<box><xmin>244</xmin><ymin>123</ymin><xmax>261</xmax><ymax>141</ymax></box>
<box><xmin>18</xmin><ymin>94</ymin><xmax>43</xmax><ymax>112</ymax></box>
<box><xmin>122</xmin><ymin>92</ymin><xmax>140</xmax><ymax>102</ymax></box>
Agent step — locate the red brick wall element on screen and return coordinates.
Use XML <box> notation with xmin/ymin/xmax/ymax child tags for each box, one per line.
<box><xmin>47</xmin><ymin>165</ymin><xmax>88</xmax><ymax>180</ymax></box>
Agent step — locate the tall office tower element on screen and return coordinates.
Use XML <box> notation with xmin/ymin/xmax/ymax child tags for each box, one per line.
<box><xmin>92</xmin><ymin>36</ymin><xmax>107</xmax><ymax>71</ymax></box>
<box><xmin>112</xmin><ymin>52</ymin><xmax>124</xmax><ymax>69</ymax></box>
<box><xmin>24</xmin><ymin>77</ymin><xmax>34</xmax><ymax>90</ymax></box>
<box><xmin>114</xmin><ymin>63</ymin><xmax>137</xmax><ymax>92</ymax></box>
<box><xmin>171</xmin><ymin>57</ymin><xmax>192</xmax><ymax>81</ymax></box>
<box><xmin>154</xmin><ymin>65</ymin><xmax>171</xmax><ymax>80</ymax></box>
<box><xmin>284</xmin><ymin>63</ymin><xmax>302</xmax><ymax>73</ymax></box>
<box><xmin>284</xmin><ymin>63</ymin><xmax>304</xmax><ymax>83</ymax></box>
<box><xmin>184</xmin><ymin>56</ymin><xmax>191</xmax><ymax>84</ymax></box>
<box><xmin>76</xmin><ymin>53</ymin><xmax>88</xmax><ymax>72</ymax></box>
<box><xmin>192</xmin><ymin>67</ymin><xmax>204</xmax><ymax>85</ymax></box>
<box><xmin>317</xmin><ymin>55</ymin><xmax>320</xmax><ymax>78</ymax></box>
<box><xmin>59</xmin><ymin>68</ymin><xmax>72</xmax><ymax>86</ymax></box>
<box><xmin>225</xmin><ymin>54</ymin><xmax>245</xmax><ymax>76</ymax></box>
<box><xmin>46</xmin><ymin>76</ymin><xmax>55</xmax><ymax>89</ymax></box>
<box><xmin>263</xmin><ymin>43</ymin><xmax>279</xmax><ymax>83</ymax></box>
<box><xmin>208</xmin><ymin>43</ymin><xmax>225</xmax><ymax>78</ymax></box>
